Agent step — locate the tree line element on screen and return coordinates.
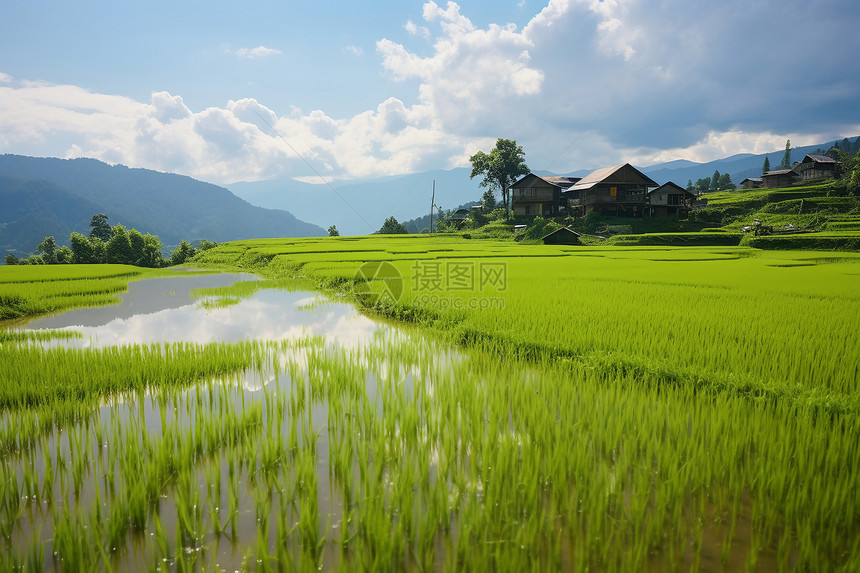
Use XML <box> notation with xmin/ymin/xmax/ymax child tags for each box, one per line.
<box><xmin>687</xmin><ymin>170</ymin><xmax>736</xmax><ymax>193</ymax></box>
<box><xmin>4</xmin><ymin>214</ymin><xmax>214</xmax><ymax>267</ymax></box>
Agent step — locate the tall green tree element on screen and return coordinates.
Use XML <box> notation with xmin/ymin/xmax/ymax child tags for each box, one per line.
<box><xmin>139</xmin><ymin>234</ymin><xmax>165</xmax><ymax>268</ymax></box>
<box><xmin>89</xmin><ymin>213</ymin><xmax>113</xmax><ymax>242</ymax></box>
<box><xmin>328</xmin><ymin>225</ymin><xmax>340</xmax><ymax>237</ymax></box>
<box><xmin>780</xmin><ymin>139</ymin><xmax>792</xmax><ymax>169</ymax></box>
<box><xmin>762</xmin><ymin>156</ymin><xmax>771</xmax><ymax>174</ymax></box>
<box><xmin>481</xmin><ymin>189</ymin><xmax>497</xmax><ymax>212</ymax></box>
<box><xmin>70</xmin><ymin>232</ymin><xmax>97</xmax><ymax>264</ymax></box>
<box><xmin>377</xmin><ymin>216</ymin><xmax>408</xmax><ymax>235</ymax></box>
<box><xmin>717</xmin><ymin>173</ymin><xmax>736</xmax><ymax>191</ymax></box>
<box><xmin>106</xmin><ymin>224</ymin><xmax>134</xmax><ymax>265</ymax></box>
<box><xmin>469</xmin><ymin>138</ymin><xmax>529</xmax><ymax>218</ymax></box>
<box><xmin>169</xmin><ymin>241</ymin><xmax>196</xmax><ymax>266</ymax></box>
<box><xmin>37</xmin><ymin>236</ymin><xmax>58</xmax><ymax>264</ymax></box>
<box><xmin>710</xmin><ymin>170</ymin><xmax>721</xmax><ymax>192</ymax></box>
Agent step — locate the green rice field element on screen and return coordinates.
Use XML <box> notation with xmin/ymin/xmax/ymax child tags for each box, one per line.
<box><xmin>1</xmin><ymin>237</ymin><xmax>859</xmax><ymax>571</ymax></box>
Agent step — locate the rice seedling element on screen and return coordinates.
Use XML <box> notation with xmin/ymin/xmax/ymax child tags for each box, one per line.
<box><xmin>1</xmin><ymin>236</ymin><xmax>858</xmax><ymax>570</ymax></box>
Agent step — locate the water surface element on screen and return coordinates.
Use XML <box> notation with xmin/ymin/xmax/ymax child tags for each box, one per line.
<box><xmin>22</xmin><ymin>272</ymin><xmax>386</xmax><ymax>347</ymax></box>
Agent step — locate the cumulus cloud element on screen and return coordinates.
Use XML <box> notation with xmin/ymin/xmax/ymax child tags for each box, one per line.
<box><xmin>1</xmin><ymin>0</ymin><xmax>858</xmax><ymax>184</ymax></box>
<box><xmin>234</xmin><ymin>45</ymin><xmax>282</xmax><ymax>59</ymax></box>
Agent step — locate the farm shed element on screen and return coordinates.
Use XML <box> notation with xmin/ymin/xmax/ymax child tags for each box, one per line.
<box><xmin>647</xmin><ymin>182</ymin><xmax>696</xmax><ymax>217</ymax></box>
<box><xmin>740</xmin><ymin>177</ymin><xmax>763</xmax><ymax>189</ymax></box>
<box><xmin>541</xmin><ymin>226</ymin><xmax>582</xmax><ymax>245</ymax></box>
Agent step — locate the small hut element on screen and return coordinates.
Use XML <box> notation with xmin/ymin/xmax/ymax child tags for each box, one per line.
<box><xmin>541</xmin><ymin>226</ymin><xmax>581</xmax><ymax>245</ymax></box>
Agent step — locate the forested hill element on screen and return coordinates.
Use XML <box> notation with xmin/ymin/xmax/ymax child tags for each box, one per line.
<box><xmin>0</xmin><ymin>155</ymin><xmax>324</xmax><ymax>258</ymax></box>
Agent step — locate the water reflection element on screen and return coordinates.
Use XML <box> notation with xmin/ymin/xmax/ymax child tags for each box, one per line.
<box><xmin>23</xmin><ymin>273</ymin><xmax>386</xmax><ymax>348</ymax></box>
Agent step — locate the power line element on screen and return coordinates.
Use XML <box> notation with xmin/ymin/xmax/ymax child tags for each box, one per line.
<box><xmin>251</xmin><ymin>108</ymin><xmax>376</xmax><ymax>233</ymax></box>
<box><xmin>542</xmin><ymin>106</ymin><xmax>608</xmax><ymax>173</ymax></box>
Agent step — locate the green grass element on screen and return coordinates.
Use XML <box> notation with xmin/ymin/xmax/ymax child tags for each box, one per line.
<box><xmin>1</xmin><ymin>237</ymin><xmax>859</xmax><ymax>570</ymax></box>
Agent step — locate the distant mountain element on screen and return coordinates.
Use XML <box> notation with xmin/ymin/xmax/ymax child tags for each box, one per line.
<box><xmin>228</xmin><ymin>137</ymin><xmax>857</xmax><ymax>233</ymax></box>
<box><xmin>639</xmin><ymin>138</ymin><xmax>856</xmax><ymax>187</ymax></box>
<box><xmin>0</xmin><ymin>155</ymin><xmax>324</xmax><ymax>258</ymax></box>
<box><xmin>229</xmin><ymin>169</ymin><xmax>484</xmax><ymax>236</ymax></box>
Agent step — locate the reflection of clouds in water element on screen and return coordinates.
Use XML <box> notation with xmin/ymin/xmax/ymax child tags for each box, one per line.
<box><xmin>44</xmin><ymin>289</ymin><xmax>384</xmax><ymax>348</ymax></box>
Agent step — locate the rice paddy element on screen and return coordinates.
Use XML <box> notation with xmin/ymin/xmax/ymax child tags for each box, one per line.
<box><xmin>1</xmin><ymin>238</ymin><xmax>859</xmax><ymax>571</ymax></box>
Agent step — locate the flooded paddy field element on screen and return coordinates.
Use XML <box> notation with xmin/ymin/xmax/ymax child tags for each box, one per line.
<box><xmin>2</xmin><ymin>255</ymin><xmax>859</xmax><ymax>571</ymax></box>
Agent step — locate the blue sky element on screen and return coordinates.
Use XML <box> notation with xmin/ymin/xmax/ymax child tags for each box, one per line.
<box><xmin>1</xmin><ymin>0</ymin><xmax>859</xmax><ymax>185</ymax></box>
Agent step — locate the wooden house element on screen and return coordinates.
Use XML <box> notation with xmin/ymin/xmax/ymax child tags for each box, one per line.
<box><xmin>511</xmin><ymin>174</ymin><xmax>579</xmax><ymax>217</ymax></box>
<box><xmin>565</xmin><ymin>164</ymin><xmax>657</xmax><ymax>218</ymax></box>
<box><xmin>762</xmin><ymin>169</ymin><xmax>799</xmax><ymax>188</ymax></box>
<box><xmin>740</xmin><ymin>177</ymin><xmax>763</xmax><ymax>189</ymax></box>
<box><xmin>795</xmin><ymin>154</ymin><xmax>838</xmax><ymax>181</ymax></box>
<box><xmin>647</xmin><ymin>182</ymin><xmax>696</xmax><ymax>217</ymax></box>
<box><xmin>541</xmin><ymin>226</ymin><xmax>581</xmax><ymax>245</ymax></box>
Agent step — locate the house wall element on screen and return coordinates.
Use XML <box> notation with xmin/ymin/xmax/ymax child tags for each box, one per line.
<box><xmin>763</xmin><ymin>174</ymin><xmax>797</xmax><ymax>188</ymax></box>
<box><xmin>796</xmin><ymin>164</ymin><xmax>836</xmax><ymax>180</ymax></box>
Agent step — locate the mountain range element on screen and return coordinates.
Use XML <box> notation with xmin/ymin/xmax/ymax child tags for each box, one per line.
<box><xmin>1</xmin><ymin>137</ymin><xmax>855</xmax><ymax>258</ymax></box>
<box><xmin>229</xmin><ymin>138</ymin><xmax>856</xmax><ymax>236</ymax></box>
<box><xmin>0</xmin><ymin>155</ymin><xmax>324</xmax><ymax>258</ymax></box>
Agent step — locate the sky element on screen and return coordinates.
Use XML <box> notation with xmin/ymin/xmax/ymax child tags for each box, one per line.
<box><xmin>1</xmin><ymin>0</ymin><xmax>859</xmax><ymax>186</ymax></box>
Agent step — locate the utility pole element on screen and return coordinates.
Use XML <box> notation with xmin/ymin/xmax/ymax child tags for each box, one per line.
<box><xmin>429</xmin><ymin>180</ymin><xmax>436</xmax><ymax>233</ymax></box>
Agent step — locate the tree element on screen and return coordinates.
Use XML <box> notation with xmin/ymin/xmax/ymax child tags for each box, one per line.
<box><xmin>37</xmin><ymin>236</ymin><xmax>58</xmax><ymax>264</ymax></box>
<box><xmin>139</xmin><ymin>234</ymin><xmax>165</xmax><ymax>268</ymax></box>
<box><xmin>89</xmin><ymin>213</ymin><xmax>113</xmax><ymax>242</ymax></box>
<box><xmin>377</xmin><ymin>216</ymin><xmax>408</xmax><ymax>235</ymax></box>
<box><xmin>469</xmin><ymin>138</ymin><xmax>529</xmax><ymax>217</ymax></box>
<box><xmin>717</xmin><ymin>173</ymin><xmax>736</xmax><ymax>191</ymax></box>
<box><xmin>70</xmin><ymin>232</ymin><xmax>97</xmax><ymax>264</ymax></box>
<box><xmin>169</xmin><ymin>241</ymin><xmax>196</xmax><ymax>266</ymax></box>
<box><xmin>56</xmin><ymin>246</ymin><xmax>73</xmax><ymax>264</ymax></box>
<box><xmin>106</xmin><ymin>225</ymin><xmax>134</xmax><ymax>265</ymax></box>
<box><xmin>328</xmin><ymin>225</ymin><xmax>340</xmax><ymax>237</ymax></box>
<box><xmin>128</xmin><ymin>229</ymin><xmax>146</xmax><ymax>266</ymax></box>
<box><xmin>481</xmin><ymin>189</ymin><xmax>497</xmax><ymax>213</ymax></box>
<box><xmin>710</xmin><ymin>170</ymin><xmax>721</xmax><ymax>192</ymax></box>
<box><xmin>5</xmin><ymin>254</ymin><xmax>19</xmax><ymax>265</ymax></box>
<box><xmin>686</xmin><ymin>179</ymin><xmax>693</xmax><ymax>191</ymax></box>
<box><xmin>762</xmin><ymin>156</ymin><xmax>771</xmax><ymax>175</ymax></box>
<box><xmin>780</xmin><ymin>139</ymin><xmax>792</xmax><ymax>169</ymax></box>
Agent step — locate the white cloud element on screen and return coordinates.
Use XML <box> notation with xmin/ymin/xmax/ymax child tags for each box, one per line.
<box><xmin>1</xmin><ymin>1</ymin><xmax>858</xmax><ymax>184</ymax></box>
<box><xmin>344</xmin><ymin>45</ymin><xmax>364</xmax><ymax>56</ymax></box>
<box><xmin>405</xmin><ymin>20</ymin><xmax>431</xmax><ymax>39</ymax></box>
<box><xmin>234</xmin><ymin>45</ymin><xmax>282</xmax><ymax>59</ymax></box>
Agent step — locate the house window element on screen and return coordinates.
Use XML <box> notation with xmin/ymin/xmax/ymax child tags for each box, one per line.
<box><xmin>668</xmin><ymin>194</ymin><xmax>680</xmax><ymax>206</ymax></box>
<box><xmin>525</xmin><ymin>205</ymin><xmax>531</xmax><ymax>215</ymax></box>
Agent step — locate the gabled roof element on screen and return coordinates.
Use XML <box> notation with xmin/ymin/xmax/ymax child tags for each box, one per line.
<box><xmin>763</xmin><ymin>169</ymin><xmax>797</xmax><ymax>176</ymax></box>
<box><xmin>648</xmin><ymin>181</ymin><xmax>694</xmax><ymax>196</ymax></box>
<box><xmin>512</xmin><ymin>173</ymin><xmax>580</xmax><ymax>190</ymax></box>
<box><xmin>570</xmin><ymin>163</ymin><xmax>658</xmax><ymax>191</ymax></box>
<box><xmin>740</xmin><ymin>177</ymin><xmax>762</xmax><ymax>183</ymax></box>
<box><xmin>801</xmin><ymin>153</ymin><xmax>838</xmax><ymax>164</ymax></box>
<box><xmin>541</xmin><ymin>226</ymin><xmax>581</xmax><ymax>244</ymax></box>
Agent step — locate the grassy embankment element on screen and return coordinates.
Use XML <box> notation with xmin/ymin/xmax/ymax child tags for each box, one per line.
<box><xmin>0</xmin><ymin>238</ymin><xmax>858</xmax><ymax>570</ymax></box>
<box><xmin>555</xmin><ymin>182</ymin><xmax>860</xmax><ymax>249</ymax></box>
